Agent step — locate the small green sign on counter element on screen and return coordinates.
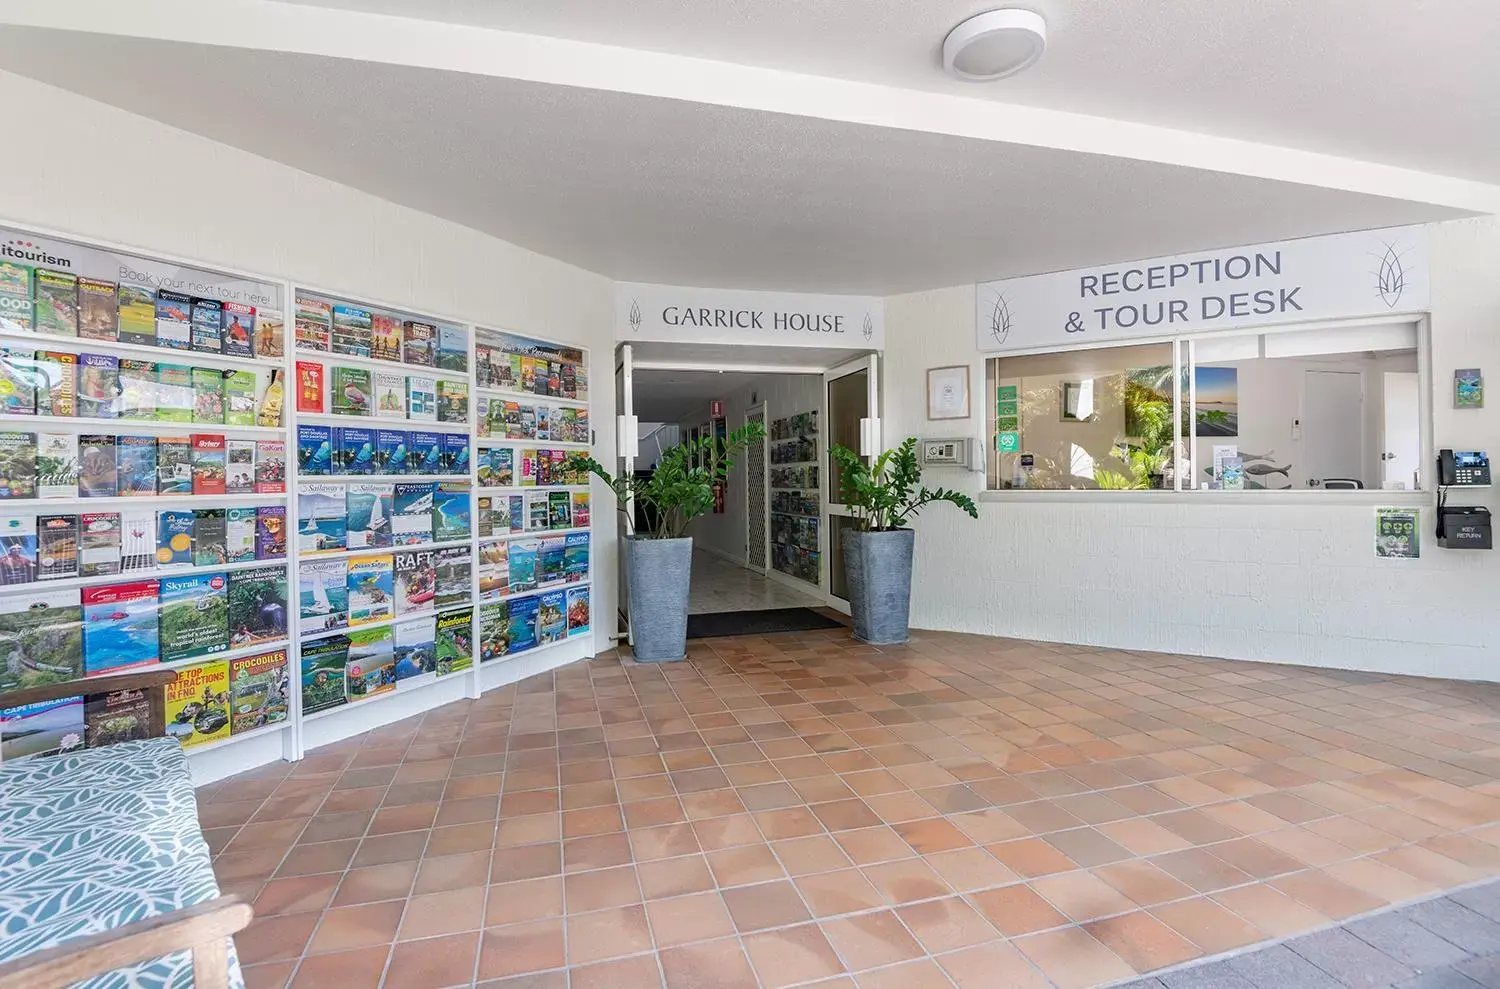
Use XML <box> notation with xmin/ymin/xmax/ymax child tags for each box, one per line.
<box><xmin>997</xmin><ymin>432</ymin><xmax>1020</xmax><ymax>454</ymax></box>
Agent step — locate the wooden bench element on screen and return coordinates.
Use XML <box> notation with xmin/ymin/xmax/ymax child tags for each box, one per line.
<box><xmin>0</xmin><ymin>670</ymin><xmax>253</xmax><ymax>989</ymax></box>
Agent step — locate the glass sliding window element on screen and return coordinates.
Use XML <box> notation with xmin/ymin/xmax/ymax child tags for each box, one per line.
<box><xmin>985</xmin><ymin>321</ymin><xmax>1423</xmax><ymax>493</ymax></box>
<box><xmin>1185</xmin><ymin>322</ymin><xmax>1421</xmax><ymax>491</ymax></box>
<box><xmin>986</xmin><ymin>342</ymin><xmax>1177</xmax><ymax>490</ymax></box>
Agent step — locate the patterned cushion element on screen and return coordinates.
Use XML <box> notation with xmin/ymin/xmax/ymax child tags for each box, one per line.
<box><xmin>0</xmin><ymin>737</ymin><xmax>244</xmax><ymax>989</ymax></box>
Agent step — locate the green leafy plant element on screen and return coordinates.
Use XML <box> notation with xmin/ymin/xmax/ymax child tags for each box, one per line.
<box><xmin>830</xmin><ymin>438</ymin><xmax>978</xmax><ymax>531</ymax></box>
<box><xmin>1100</xmin><ymin>369</ymin><xmax>1176</xmax><ymax>489</ymax></box>
<box><xmin>571</xmin><ymin>421</ymin><xmax>766</xmax><ymax>539</ymax></box>
<box><xmin>1094</xmin><ymin>444</ymin><xmax>1168</xmax><ymax>489</ymax></box>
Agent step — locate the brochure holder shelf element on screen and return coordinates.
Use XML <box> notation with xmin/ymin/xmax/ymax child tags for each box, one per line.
<box><xmin>0</xmin><ymin>220</ymin><xmax>598</xmax><ymax>785</ymax></box>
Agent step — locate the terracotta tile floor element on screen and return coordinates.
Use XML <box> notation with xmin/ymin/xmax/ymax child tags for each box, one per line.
<box><xmin>198</xmin><ymin>628</ymin><xmax>1500</xmax><ymax>989</ymax></box>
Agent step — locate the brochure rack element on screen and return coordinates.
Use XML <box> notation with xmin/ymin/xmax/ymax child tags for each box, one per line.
<box><xmin>471</xmin><ymin>328</ymin><xmax>594</xmax><ymax>695</ymax></box>
<box><xmin>769</xmin><ymin>411</ymin><xmax>821</xmax><ymax>585</ymax></box>
<box><xmin>0</xmin><ymin>226</ymin><xmax>295</xmax><ymax>783</ymax></box>
<box><xmin>0</xmin><ymin>221</ymin><xmax>596</xmax><ymax>784</ymax></box>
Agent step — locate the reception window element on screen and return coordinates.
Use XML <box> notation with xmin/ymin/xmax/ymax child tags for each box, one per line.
<box><xmin>986</xmin><ymin>322</ymin><xmax>1424</xmax><ymax>492</ymax></box>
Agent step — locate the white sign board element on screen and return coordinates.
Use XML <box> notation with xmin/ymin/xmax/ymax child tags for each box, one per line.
<box><xmin>618</xmin><ymin>282</ymin><xmax>884</xmax><ymax>349</ymax></box>
<box><xmin>976</xmin><ymin>225</ymin><xmax>1429</xmax><ymax>353</ymax></box>
<box><xmin>0</xmin><ymin>226</ymin><xmax>281</xmax><ymax>309</ymax></box>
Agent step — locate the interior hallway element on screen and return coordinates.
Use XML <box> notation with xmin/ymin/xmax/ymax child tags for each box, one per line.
<box><xmin>202</xmin><ymin>628</ymin><xmax>1500</xmax><ymax>989</ymax></box>
<box><xmin>688</xmin><ymin>550</ymin><xmax>825</xmax><ymax>615</ymax></box>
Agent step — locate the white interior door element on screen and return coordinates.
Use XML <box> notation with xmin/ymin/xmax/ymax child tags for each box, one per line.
<box><xmin>823</xmin><ymin>354</ymin><xmax>880</xmax><ymax>613</ymax></box>
<box><xmin>615</xmin><ymin>343</ymin><xmax>636</xmax><ymax>639</ymax></box>
<box><xmin>1382</xmin><ymin>371</ymin><xmax>1420</xmax><ymax>490</ymax></box>
<box><xmin>744</xmin><ymin>404</ymin><xmax>768</xmax><ymax>573</ymax></box>
<box><xmin>1302</xmin><ymin>369</ymin><xmax>1364</xmax><ymax>487</ymax></box>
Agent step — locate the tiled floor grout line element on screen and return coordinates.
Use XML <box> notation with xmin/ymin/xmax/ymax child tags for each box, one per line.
<box><xmin>638</xmin><ymin>664</ymin><xmax>770</xmax><ymax>989</ymax></box>
<box><xmin>218</xmin><ymin>632</ymin><xmax>1500</xmax><ymax>989</ymax></box>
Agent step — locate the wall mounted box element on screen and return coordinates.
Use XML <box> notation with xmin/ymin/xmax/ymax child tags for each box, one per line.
<box><xmin>1438</xmin><ymin>506</ymin><xmax>1492</xmax><ymax>549</ymax></box>
<box><xmin>921</xmin><ymin>437</ymin><xmax>973</xmax><ymax>468</ymax></box>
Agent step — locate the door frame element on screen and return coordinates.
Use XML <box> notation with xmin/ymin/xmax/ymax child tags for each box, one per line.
<box><xmin>822</xmin><ymin>354</ymin><xmax>881</xmax><ymax>614</ymax></box>
<box><xmin>744</xmin><ymin>401</ymin><xmax>769</xmax><ymax>574</ymax></box>
<box><xmin>1381</xmin><ymin>370</ymin><xmax>1420</xmax><ymax>491</ymax></box>
<box><xmin>623</xmin><ymin>350</ymin><xmax>882</xmax><ymax>611</ymax></box>
<box><xmin>615</xmin><ymin>343</ymin><xmax>637</xmax><ymax>644</ymax></box>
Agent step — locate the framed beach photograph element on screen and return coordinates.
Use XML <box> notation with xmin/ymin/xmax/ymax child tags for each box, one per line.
<box><xmin>926</xmin><ymin>365</ymin><xmax>970</xmax><ymax>420</ymax></box>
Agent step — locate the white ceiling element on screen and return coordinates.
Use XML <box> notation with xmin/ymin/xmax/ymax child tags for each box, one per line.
<box><xmin>0</xmin><ymin>1</ymin><xmax>1494</xmax><ymax>296</ymax></box>
<box><xmin>632</xmin><ymin>368</ymin><xmax>811</xmax><ymax>422</ymax></box>
<box><xmin>276</xmin><ymin>0</ymin><xmax>1500</xmax><ymax>182</ymax></box>
<box><xmin>0</xmin><ymin>28</ymin><xmax>1466</xmax><ymax>295</ymax></box>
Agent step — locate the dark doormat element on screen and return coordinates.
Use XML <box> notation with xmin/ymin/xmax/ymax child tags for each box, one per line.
<box><xmin>687</xmin><ymin>607</ymin><xmax>845</xmax><ymax>639</ymax></box>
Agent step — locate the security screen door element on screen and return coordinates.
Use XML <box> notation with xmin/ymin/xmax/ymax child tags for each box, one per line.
<box><xmin>745</xmin><ymin>404</ymin><xmax>768</xmax><ymax>573</ymax></box>
<box><xmin>824</xmin><ymin>354</ymin><xmax>880</xmax><ymax>614</ymax></box>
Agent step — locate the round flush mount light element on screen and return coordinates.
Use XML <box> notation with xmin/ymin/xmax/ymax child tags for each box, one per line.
<box><xmin>942</xmin><ymin>8</ymin><xmax>1047</xmax><ymax>81</ymax></box>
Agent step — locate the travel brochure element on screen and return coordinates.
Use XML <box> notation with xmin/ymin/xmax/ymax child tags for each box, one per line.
<box><xmin>298</xmin><ymin>481</ymin><xmax>469</xmax><ymax>556</ymax></box>
<box><xmin>0</xmin><ymin>565</ymin><xmax>287</xmax><ymax>694</ymax></box>
<box><xmin>0</xmin><ymin>266</ymin><xmax>282</xmax><ymax>360</ymax></box>
<box><xmin>294</xmin><ymin>359</ymin><xmax>468</xmax><ymax>425</ymax></box>
<box><xmin>476</xmin><ymin>532</ymin><xmax>590</xmax><ymax>601</ymax></box>
<box><xmin>477</xmin><ymin>585</ymin><xmax>589</xmax><ymax>663</ymax></box>
<box><xmin>0</xmin><ymin>505</ymin><xmax>283</xmax><ymax>588</ymax></box>
<box><xmin>478</xmin><ymin>399</ymin><xmax>590</xmax><ymax>444</ymax></box>
<box><xmin>768</xmin><ymin>411</ymin><xmax>820</xmax><ymax>586</ymax></box>
<box><xmin>476</xmin><ymin>446</ymin><xmax>587</xmax><ymax>487</ymax></box>
<box><xmin>160</xmin><ymin>649</ymin><xmax>289</xmax><ymax>748</ymax></box>
<box><xmin>296</xmin><ymin>424</ymin><xmax>469</xmax><ymax>477</ymax></box>
<box><xmin>0</xmin><ymin>349</ymin><xmax>283</xmax><ymax>427</ymax></box>
<box><xmin>476</xmin><ymin>492</ymin><xmax>588</xmax><ymax>538</ymax></box>
<box><xmin>297</xmin><ymin>547</ymin><xmax>471</xmax><ymax>635</ymax></box>
<box><xmin>0</xmin><ymin>430</ymin><xmax>284</xmax><ymax>501</ymax></box>
<box><xmin>475</xmin><ymin>328</ymin><xmax>587</xmax><ymax>403</ymax></box>
<box><xmin>298</xmin><ymin>610</ymin><xmax>471</xmax><ymax>718</ymax></box>
<box><xmin>0</xmin><ymin>642</ymin><xmax>290</xmax><ymax>762</ymax></box>
<box><xmin>292</xmin><ymin>293</ymin><xmax>467</xmax><ymax>374</ymax></box>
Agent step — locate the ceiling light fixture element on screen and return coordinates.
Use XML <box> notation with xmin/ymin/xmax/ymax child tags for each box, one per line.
<box><xmin>942</xmin><ymin>8</ymin><xmax>1047</xmax><ymax>81</ymax></box>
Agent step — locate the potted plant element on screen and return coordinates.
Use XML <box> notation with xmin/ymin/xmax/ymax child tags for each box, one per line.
<box><xmin>830</xmin><ymin>437</ymin><xmax>977</xmax><ymax>645</ymax></box>
<box><xmin>573</xmin><ymin>421</ymin><xmax>765</xmax><ymax>662</ymax></box>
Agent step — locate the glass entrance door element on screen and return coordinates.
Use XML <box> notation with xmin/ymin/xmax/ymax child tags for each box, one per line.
<box><xmin>823</xmin><ymin>355</ymin><xmax>879</xmax><ymax>613</ymax></box>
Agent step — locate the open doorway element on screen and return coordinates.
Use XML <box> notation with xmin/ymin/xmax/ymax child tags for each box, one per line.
<box><xmin>630</xmin><ymin>366</ymin><xmax>828</xmax><ymax>616</ymax></box>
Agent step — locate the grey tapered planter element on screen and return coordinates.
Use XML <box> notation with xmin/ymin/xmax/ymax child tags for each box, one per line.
<box><xmin>626</xmin><ymin>536</ymin><xmax>693</xmax><ymax>662</ymax></box>
<box><xmin>844</xmin><ymin>528</ymin><xmax>915</xmax><ymax>645</ymax></box>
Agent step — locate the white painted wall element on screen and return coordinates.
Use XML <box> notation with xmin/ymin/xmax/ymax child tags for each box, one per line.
<box><xmin>0</xmin><ymin>71</ymin><xmax>619</xmax><ymax>651</ymax></box>
<box><xmin>883</xmin><ymin>216</ymin><xmax>1500</xmax><ymax>681</ymax></box>
<box><xmin>675</xmin><ymin>373</ymin><xmax>822</xmax><ymax>581</ymax></box>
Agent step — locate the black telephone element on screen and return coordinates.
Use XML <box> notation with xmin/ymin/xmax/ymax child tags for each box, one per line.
<box><xmin>1438</xmin><ymin>449</ymin><xmax>1491</xmax><ymax>487</ymax></box>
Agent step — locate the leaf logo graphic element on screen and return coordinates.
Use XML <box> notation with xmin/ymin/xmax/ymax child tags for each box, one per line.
<box><xmin>1374</xmin><ymin>241</ymin><xmax>1409</xmax><ymax>309</ymax></box>
<box><xmin>989</xmin><ymin>292</ymin><xmax>1013</xmax><ymax>345</ymax></box>
<box><xmin>628</xmin><ymin>299</ymin><xmax>642</xmax><ymax>333</ymax></box>
<box><xmin>862</xmin><ymin>313</ymin><xmax>874</xmax><ymax>341</ymax></box>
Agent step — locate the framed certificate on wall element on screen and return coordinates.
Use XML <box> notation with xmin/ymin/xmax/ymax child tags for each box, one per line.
<box><xmin>927</xmin><ymin>365</ymin><xmax>970</xmax><ymax>420</ymax></box>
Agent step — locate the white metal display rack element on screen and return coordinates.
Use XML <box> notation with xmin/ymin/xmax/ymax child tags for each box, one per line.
<box><xmin>0</xmin><ymin>224</ymin><xmax>296</xmax><ymax>785</ymax></box>
<box><xmin>0</xmin><ymin>221</ymin><xmax>599</xmax><ymax>786</ymax></box>
<box><xmin>286</xmin><ymin>296</ymin><xmax>597</xmax><ymax>762</ymax></box>
<box><xmin>470</xmin><ymin>326</ymin><xmax>595</xmax><ymax>696</ymax></box>
<box><xmin>287</xmin><ymin>284</ymin><xmax>481</xmax><ymax>759</ymax></box>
